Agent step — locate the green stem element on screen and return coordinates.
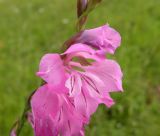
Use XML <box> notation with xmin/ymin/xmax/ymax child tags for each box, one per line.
<box><xmin>76</xmin><ymin>0</ymin><xmax>102</xmax><ymax>32</ymax></box>
<box><xmin>10</xmin><ymin>90</ymin><xmax>36</xmax><ymax>136</ymax></box>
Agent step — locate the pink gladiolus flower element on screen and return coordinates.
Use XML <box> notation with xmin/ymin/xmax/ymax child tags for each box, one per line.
<box><xmin>30</xmin><ymin>25</ymin><xmax>123</xmax><ymax>136</ymax></box>
<box><xmin>30</xmin><ymin>84</ymin><xmax>85</xmax><ymax>136</ymax></box>
<box><xmin>36</xmin><ymin>43</ymin><xmax>123</xmax><ymax>122</ymax></box>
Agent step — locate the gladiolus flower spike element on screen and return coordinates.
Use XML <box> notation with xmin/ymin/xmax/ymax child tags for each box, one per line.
<box><xmin>10</xmin><ymin>1</ymin><xmax>123</xmax><ymax>136</ymax></box>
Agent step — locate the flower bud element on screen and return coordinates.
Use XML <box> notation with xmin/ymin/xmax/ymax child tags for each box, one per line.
<box><xmin>77</xmin><ymin>0</ymin><xmax>88</xmax><ymax>17</ymax></box>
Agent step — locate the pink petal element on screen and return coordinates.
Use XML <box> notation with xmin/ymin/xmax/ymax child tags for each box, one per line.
<box><xmin>31</xmin><ymin>85</ymin><xmax>60</xmax><ymax>136</ymax></box>
<box><xmin>31</xmin><ymin>84</ymin><xmax>85</xmax><ymax>136</ymax></box>
<box><xmin>84</xmin><ymin>59</ymin><xmax>123</xmax><ymax>92</ymax></box>
<box><xmin>74</xmin><ymin>85</ymin><xmax>99</xmax><ymax>121</ymax></box>
<box><xmin>63</xmin><ymin>43</ymin><xmax>95</xmax><ymax>55</ymax></box>
<box><xmin>76</xmin><ymin>24</ymin><xmax>121</xmax><ymax>54</ymax></box>
<box><xmin>81</xmin><ymin>72</ymin><xmax>105</xmax><ymax>97</ymax></box>
<box><xmin>37</xmin><ymin>54</ymin><xmax>66</xmax><ymax>86</ymax></box>
<box><xmin>65</xmin><ymin>73</ymin><xmax>82</xmax><ymax>97</ymax></box>
<box><xmin>63</xmin><ymin>43</ymin><xmax>104</xmax><ymax>62</ymax></box>
<box><xmin>97</xmin><ymin>93</ymin><xmax>115</xmax><ymax>108</ymax></box>
<box><xmin>81</xmin><ymin>74</ymin><xmax>116</xmax><ymax>108</ymax></box>
<box><xmin>58</xmin><ymin>105</ymin><xmax>84</xmax><ymax>136</ymax></box>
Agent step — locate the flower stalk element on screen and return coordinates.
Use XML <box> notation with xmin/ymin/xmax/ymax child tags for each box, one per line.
<box><xmin>10</xmin><ymin>0</ymin><xmax>123</xmax><ymax>136</ymax></box>
<box><xmin>10</xmin><ymin>90</ymin><xmax>36</xmax><ymax>136</ymax></box>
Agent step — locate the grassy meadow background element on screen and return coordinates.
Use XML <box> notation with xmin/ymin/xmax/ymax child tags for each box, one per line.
<box><xmin>0</xmin><ymin>0</ymin><xmax>160</xmax><ymax>135</ymax></box>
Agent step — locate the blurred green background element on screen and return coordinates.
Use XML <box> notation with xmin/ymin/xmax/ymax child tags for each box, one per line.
<box><xmin>0</xmin><ymin>0</ymin><xmax>160</xmax><ymax>135</ymax></box>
